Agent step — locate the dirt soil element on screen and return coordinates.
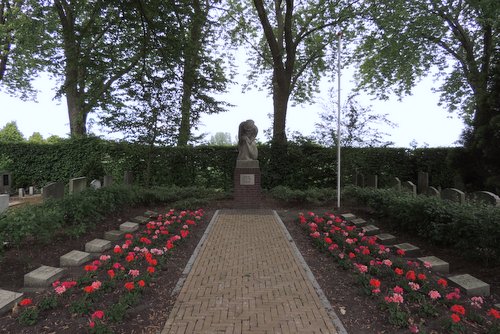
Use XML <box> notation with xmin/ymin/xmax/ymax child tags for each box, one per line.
<box><xmin>0</xmin><ymin>196</ymin><xmax>498</xmax><ymax>333</ymax></box>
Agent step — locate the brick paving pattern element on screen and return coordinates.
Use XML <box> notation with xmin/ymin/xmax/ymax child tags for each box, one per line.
<box><xmin>161</xmin><ymin>210</ymin><xmax>339</xmax><ymax>334</ymax></box>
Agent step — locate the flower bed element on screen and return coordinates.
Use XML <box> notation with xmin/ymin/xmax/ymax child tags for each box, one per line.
<box><xmin>14</xmin><ymin>208</ymin><xmax>205</xmax><ymax>333</ymax></box>
<box><xmin>297</xmin><ymin>211</ymin><xmax>500</xmax><ymax>333</ymax></box>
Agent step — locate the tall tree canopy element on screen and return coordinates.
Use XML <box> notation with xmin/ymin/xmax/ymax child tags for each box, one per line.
<box><xmin>226</xmin><ymin>0</ymin><xmax>358</xmax><ymax>145</ymax></box>
<box><xmin>355</xmin><ymin>0</ymin><xmax>500</xmax><ymax>190</ymax></box>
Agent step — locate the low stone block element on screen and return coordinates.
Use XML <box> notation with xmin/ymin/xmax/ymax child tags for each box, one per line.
<box><xmin>104</xmin><ymin>230</ymin><xmax>125</xmax><ymax>241</ymax></box>
<box><xmin>60</xmin><ymin>250</ymin><xmax>92</xmax><ymax>267</ymax></box>
<box><xmin>417</xmin><ymin>256</ymin><xmax>449</xmax><ymax>274</ymax></box>
<box><xmin>0</xmin><ymin>194</ymin><xmax>8</xmax><ymax>214</ymax></box>
<box><xmin>132</xmin><ymin>216</ymin><xmax>149</xmax><ymax>224</ymax></box>
<box><xmin>24</xmin><ymin>265</ymin><xmax>65</xmax><ymax>288</ymax></box>
<box><xmin>85</xmin><ymin>239</ymin><xmax>112</xmax><ymax>253</ymax></box>
<box><xmin>0</xmin><ymin>289</ymin><xmax>23</xmax><ymax>315</ymax></box>
<box><xmin>120</xmin><ymin>221</ymin><xmax>139</xmax><ymax>232</ymax></box>
<box><xmin>362</xmin><ymin>224</ymin><xmax>380</xmax><ymax>236</ymax></box>
<box><xmin>448</xmin><ymin>274</ymin><xmax>490</xmax><ymax>296</ymax></box>
<box><xmin>350</xmin><ymin>218</ymin><xmax>367</xmax><ymax>227</ymax></box>
<box><xmin>144</xmin><ymin>210</ymin><xmax>159</xmax><ymax>218</ymax></box>
<box><xmin>495</xmin><ymin>304</ymin><xmax>500</xmax><ymax>310</ymax></box>
<box><xmin>375</xmin><ymin>233</ymin><xmax>396</xmax><ymax>245</ymax></box>
<box><xmin>340</xmin><ymin>213</ymin><xmax>356</xmax><ymax>221</ymax></box>
<box><xmin>393</xmin><ymin>243</ymin><xmax>421</xmax><ymax>257</ymax></box>
<box><xmin>69</xmin><ymin>177</ymin><xmax>87</xmax><ymax>194</ymax></box>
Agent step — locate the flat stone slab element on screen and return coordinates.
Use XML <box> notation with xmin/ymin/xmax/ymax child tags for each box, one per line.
<box><xmin>0</xmin><ymin>289</ymin><xmax>23</xmax><ymax>315</ymax></box>
<box><xmin>120</xmin><ymin>221</ymin><xmax>139</xmax><ymax>232</ymax></box>
<box><xmin>393</xmin><ymin>243</ymin><xmax>421</xmax><ymax>257</ymax></box>
<box><xmin>350</xmin><ymin>218</ymin><xmax>367</xmax><ymax>227</ymax></box>
<box><xmin>24</xmin><ymin>265</ymin><xmax>65</xmax><ymax>288</ymax></box>
<box><xmin>132</xmin><ymin>216</ymin><xmax>149</xmax><ymax>224</ymax></box>
<box><xmin>60</xmin><ymin>250</ymin><xmax>92</xmax><ymax>267</ymax></box>
<box><xmin>104</xmin><ymin>230</ymin><xmax>125</xmax><ymax>241</ymax></box>
<box><xmin>85</xmin><ymin>239</ymin><xmax>112</xmax><ymax>253</ymax></box>
<box><xmin>495</xmin><ymin>304</ymin><xmax>500</xmax><ymax>310</ymax></box>
<box><xmin>144</xmin><ymin>210</ymin><xmax>159</xmax><ymax>218</ymax></box>
<box><xmin>448</xmin><ymin>274</ymin><xmax>490</xmax><ymax>296</ymax></box>
<box><xmin>362</xmin><ymin>224</ymin><xmax>380</xmax><ymax>236</ymax></box>
<box><xmin>375</xmin><ymin>233</ymin><xmax>396</xmax><ymax>245</ymax></box>
<box><xmin>340</xmin><ymin>213</ymin><xmax>356</xmax><ymax>221</ymax></box>
<box><xmin>417</xmin><ymin>256</ymin><xmax>449</xmax><ymax>274</ymax></box>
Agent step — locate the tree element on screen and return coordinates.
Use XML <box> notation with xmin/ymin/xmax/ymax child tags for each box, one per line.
<box><xmin>314</xmin><ymin>91</ymin><xmax>395</xmax><ymax>147</ymax></box>
<box><xmin>226</xmin><ymin>0</ymin><xmax>358</xmax><ymax>146</ymax></box>
<box><xmin>28</xmin><ymin>132</ymin><xmax>45</xmax><ymax>144</ymax></box>
<box><xmin>355</xmin><ymin>0</ymin><xmax>499</xmax><ymax>190</ymax></box>
<box><xmin>0</xmin><ymin>121</ymin><xmax>24</xmax><ymax>143</ymax></box>
<box><xmin>209</xmin><ymin>132</ymin><xmax>234</xmax><ymax>146</ymax></box>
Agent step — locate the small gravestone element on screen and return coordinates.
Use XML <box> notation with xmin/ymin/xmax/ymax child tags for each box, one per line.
<box><xmin>402</xmin><ymin>181</ymin><xmax>417</xmax><ymax>197</ymax></box>
<box><xmin>351</xmin><ymin>218</ymin><xmax>367</xmax><ymax>227</ymax></box>
<box><xmin>28</xmin><ymin>186</ymin><xmax>34</xmax><ymax>196</ymax></box>
<box><xmin>120</xmin><ymin>221</ymin><xmax>139</xmax><ymax>232</ymax></box>
<box><xmin>132</xmin><ymin>216</ymin><xmax>149</xmax><ymax>224</ymax></box>
<box><xmin>103</xmin><ymin>175</ymin><xmax>113</xmax><ymax>187</ymax></box>
<box><xmin>355</xmin><ymin>173</ymin><xmax>365</xmax><ymax>187</ymax></box>
<box><xmin>104</xmin><ymin>230</ymin><xmax>125</xmax><ymax>241</ymax></box>
<box><xmin>144</xmin><ymin>210</ymin><xmax>159</xmax><ymax>218</ymax></box>
<box><xmin>69</xmin><ymin>177</ymin><xmax>87</xmax><ymax>194</ymax></box>
<box><xmin>340</xmin><ymin>213</ymin><xmax>356</xmax><ymax>221</ymax></box>
<box><xmin>60</xmin><ymin>250</ymin><xmax>92</xmax><ymax>267</ymax></box>
<box><xmin>0</xmin><ymin>172</ymin><xmax>12</xmax><ymax>194</ymax></box>
<box><xmin>448</xmin><ymin>274</ymin><xmax>490</xmax><ymax>296</ymax></box>
<box><xmin>376</xmin><ymin>233</ymin><xmax>396</xmax><ymax>245</ymax></box>
<box><xmin>441</xmin><ymin>188</ymin><xmax>465</xmax><ymax>204</ymax></box>
<box><xmin>0</xmin><ymin>194</ymin><xmax>8</xmax><ymax>213</ymax></box>
<box><xmin>18</xmin><ymin>188</ymin><xmax>25</xmax><ymax>198</ymax></box>
<box><xmin>42</xmin><ymin>181</ymin><xmax>64</xmax><ymax>200</ymax></box>
<box><xmin>426</xmin><ymin>186</ymin><xmax>440</xmax><ymax>197</ymax></box>
<box><xmin>24</xmin><ymin>265</ymin><xmax>65</xmax><ymax>288</ymax></box>
<box><xmin>417</xmin><ymin>172</ymin><xmax>429</xmax><ymax>195</ymax></box>
<box><xmin>362</xmin><ymin>225</ymin><xmax>380</xmax><ymax>236</ymax></box>
<box><xmin>90</xmin><ymin>179</ymin><xmax>101</xmax><ymax>189</ymax></box>
<box><xmin>393</xmin><ymin>243</ymin><xmax>421</xmax><ymax>257</ymax></box>
<box><xmin>0</xmin><ymin>289</ymin><xmax>23</xmax><ymax>315</ymax></box>
<box><xmin>469</xmin><ymin>191</ymin><xmax>500</xmax><ymax>206</ymax></box>
<box><xmin>123</xmin><ymin>171</ymin><xmax>134</xmax><ymax>185</ymax></box>
<box><xmin>366</xmin><ymin>175</ymin><xmax>378</xmax><ymax>188</ymax></box>
<box><xmin>388</xmin><ymin>177</ymin><xmax>401</xmax><ymax>191</ymax></box>
<box><xmin>417</xmin><ymin>256</ymin><xmax>449</xmax><ymax>274</ymax></box>
<box><xmin>85</xmin><ymin>239</ymin><xmax>112</xmax><ymax>253</ymax></box>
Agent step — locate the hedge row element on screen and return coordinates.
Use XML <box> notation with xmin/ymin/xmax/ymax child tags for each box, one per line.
<box><xmin>0</xmin><ymin>137</ymin><xmax>461</xmax><ymax>191</ymax></box>
<box><xmin>342</xmin><ymin>186</ymin><xmax>500</xmax><ymax>265</ymax></box>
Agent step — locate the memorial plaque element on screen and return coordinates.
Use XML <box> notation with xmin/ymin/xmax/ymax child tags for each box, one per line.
<box><xmin>240</xmin><ymin>174</ymin><xmax>255</xmax><ymax>185</ymax></box>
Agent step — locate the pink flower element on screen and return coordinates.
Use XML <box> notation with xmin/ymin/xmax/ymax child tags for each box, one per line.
<box><xmin>99</xmin><ymin>255</ymin><xmax>111</xmax><ymax>261</ymax></box>
<box><xmin>55</xmin><ymin>285</ymin><xmax>67</xmax><ymax>295</ymax></box>
<box><xmin>355</xmin><ymin>263</ymin><xmax>368</xmax><ymax>273</ymax></box>
<box><xmin>428</xmin><ymin>290</ymin><xmax>441</xmax><ymax>300</ymax></box>
<box><xmin>409</xmin><ymin>324</ymin><xmax>419</xmax><ymax>333</ymax></box>
<box><xmin>446</xmin><ymin>288</ymin><xmax>461</xmax><ymax>300</ymax></box>
<box><xmin>393</xmin><ymin>293</ymin><xmax>404</xmax><ymax>304</ymax></box>
<box><xmin>91</xmin><ymin>281</ymin><xmax>102</xmax><ymax>290</ymax></box>
<box><xmin>393</xmin><ymin>286</ymin><xmax>404</xmax><ymax>294</ymax></box>
<box><xmin>422</xmin><ymin>261</ymin><xmax>432</xmax><ymax>269</ymax></box>
<box><xmin>310</xmin><ymin>231</ymin><xmax>320</xmax><ymax>238</ymax></box>
<box><xmin>89</xmin><ymin>320</ymin><xmax>95</xmax><ymax>328</ymax></box>
<box><xmin>382</xmin><ymin>259</ymin><xmax>392</xmax><ymax>267</ymax></box>
<box><xmin>470</xmin><ymin>296</ymin><xmax>483</xmax><ymax>309</ymax></box>
<box><xmin>129</xmin><ymin>269</ymin><xmax>140</xmax><ymax>278</ymax></box>
<box><xmin>408</xmin><ymin>282</ymin><xmax>420</xmax><ymax>291</ymax></box>
<box><xmin>91</xmin><ymin>310</ymin><xmax>105</xmax><ymax>320</ymax></box>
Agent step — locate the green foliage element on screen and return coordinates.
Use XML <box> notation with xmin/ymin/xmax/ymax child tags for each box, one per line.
<box><xmin>18</xmin><ymin>307</ymin><xmax>39</xmax><ymax>326</ymax></box>
<box><xmin>38</xmin><ymin>295</ymin><xmax>58</xmax><ymax>311</ymax></box>
<box><xmin>343</xmin><ymin>186</ymin><xmax>500</xmax><ymax>264</ymax></box>
<box><xmin>0</xmin><ymin>121</ymin><xmax>25</xmax><ymax>143</ymax></box>
<box><xmin>208</xmin><ymin>132</ymin><xmax>234</xmax><ymax>146</ymax></box>
<box><xmin>27</xmin><ymin>132</ymin><xmax>44</xmax><ymax>144</ymax></box>
<box><xmin>269</xmin><ymin>186</ymin><xmax>337</xmax><ymax>206</ymax></box>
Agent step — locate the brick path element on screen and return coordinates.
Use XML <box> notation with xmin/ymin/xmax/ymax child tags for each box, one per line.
<box><xmin>161</xmin><ymin>210</ymin><xmax>344</xmax><ymax>334</ymax></box>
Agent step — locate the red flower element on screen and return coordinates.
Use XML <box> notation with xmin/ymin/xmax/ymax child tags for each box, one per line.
<box><xmin>348</xmin><ymin>252</ymin><xmax>356</xmax><ymax>259</ymax></box>
<box><xmin>437</xmin><ymin>278</ymin><xmax>448</xmax><ymax>287</ymax></box>
<box><xmin>180</xmin><ymin>230</ymin><xmax>189</xmax><ymax>238</ymax></box>
<box><xmin>166</xmin><ymin>240</ymin><xmax>174</xmax><ymax>250</ymax></box>
<box><xmin>147</xmin><ymin>266</ymin><xmax>155</xmax><ymax>274</ymax></box>
<box><xmin>113</xmin><ymin>245</ymin><xmax>123</xmax><ymax>254</ymax></box>
<box><xmin>370</xmin><ymin>279</ymin><xmax>381</xmax><ymax>288</ymax></box>
<box><xmin>396</xmin><ymin>249</ymin><xmax>405</xmax><ymax>256</ymax></box>
<box><xmin>125</xmin><ymin>254</ymin><xmax>135</xmax><ymax>262</ymax></box>
<box><xmin>107</xmin><ymin>269</ymin><xmax>115</xmax><ymax>279</ymax></box>
<box><xmin>83</xmin><ymin>286</ymin><xmax>94</xmax><ymax>293</ymax></box>
<box><xmin>138</xmin><ymin>280</ymin><xmax>146</xmax><ymax>287</ymax></box>
<box><xmin>394</xmin><ymin>268</ymin><xmax>404</xmax><ymax>276</ymax></box>
<box><xmin>125</xmin><ymin>233</ymin><xmax>133</xmax><ymax>239</ymax></box>
<box><xmin>487</xmin><ymin>308</ymin><xmax>500</xmax><ymax>319</ymax></box>
<box><xmin>19</xmin><ymin>298</ymin><xmax>32</xmax><ymax>306</ymax></box>
<box><xmin>324</xmin><ymin>237</ymin><xmax>333</xmax><ymax>244</ymax></box>
<box><xmin>124</xmin><ymin>282</ymin><xmax>135</xmax><ymax>291</ymax></box>
<box><xmin>405</xmin><ymin>270</ymin><xmax>416</xmax><ymax>281</ymax></box>
<box><xmin>450</xmin><ymin>305</ymin><xmax>465</xmax><ymax>315</ymax></box>
<box><xmin>84</xmin><ymin>264</ymin><xmax>98</xmax><ymax>272</ymax></box>
<box><xmin>417</xmin><ymin>273</ymin><xmax>427</xmax><ymax>281</ymax></box>
<box><xmin>451</xmin><ymin>313</ymin><xmax>461</xmax><ymax>323</ymax></box>
<box><xmin>89</xmin><ymin>320</ymin><xmax>95</xmax><ymax>328</ymax></box>
<box><xmin>91</xmin><ymin>310</ymin><xmax>105</xmax><ymax>320</ymax></box>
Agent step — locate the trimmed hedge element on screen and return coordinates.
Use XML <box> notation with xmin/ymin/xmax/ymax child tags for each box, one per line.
<box><xmin>0</xmin><ymin>138</ymin><xmax>460</xmax><ymax>191</ymax></box>
<box><xmin>343</xmin><ymin>185</ymin><xmax>500</xmax><ymax>265</ymax></box>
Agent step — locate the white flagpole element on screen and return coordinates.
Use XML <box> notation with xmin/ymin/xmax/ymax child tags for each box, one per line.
<box><xmin>337</xmin><ymin>32</ymin><xmax>342</xmax><ymax>208</ymax></box>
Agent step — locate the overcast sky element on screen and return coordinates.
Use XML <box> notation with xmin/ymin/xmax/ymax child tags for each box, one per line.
<box><xmin>0</xmin><ymin>66</ymin><xmax>464</xmax><ymax>148</ymax></box>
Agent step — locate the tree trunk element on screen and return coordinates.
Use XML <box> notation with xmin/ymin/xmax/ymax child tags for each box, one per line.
<box><xmin>177</xmin><ymin>0</ymin><xmax>204</xmax><ymax>146</ymax></box>
<box><xmin>272</xmin><ymin>70</ymin><xmax>289</xmax><ymax>146</ymax></box>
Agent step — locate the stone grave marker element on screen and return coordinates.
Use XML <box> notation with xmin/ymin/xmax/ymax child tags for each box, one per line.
<box><xmin>0</xmin><ymin>289</ymin><xmax>23</xmax><ymax>315</ymax></box>
<box><xmin>417</xmin><ymin>171</ymin><xmax>429</xmax><ymax>194</ymax></box>
<box><xmin>103</xmin><ymin>175</ymin><xmax>113</xmax><ymax>187</ymax></box>
<box><xmin>90</xmin><ymin>179</ymin><xmax>102</xmax><ymax>189</ymax></box>
<box><xmin>0</xmin><ymin>194</ymin><xmax>8</xmax><ymax>213</ymax></box>
<box><xmin>441</xmin><ymin>188</ymin><xmax>465</xmax><ymax>204</ymax></box>
<box><xmin>366</xmin><ymin>175</ymin><xmax>378</xmax><ymax>188</ymax></box>
<box><xmin>448</xmin><ymin>274</ymin><xmax>490</xmax><ymax>296</ymax></box>
<box><xmin>417</xmin><ymin>256</ymin><xmax>449</xmax><ymax>274</ymax></box>
<box><xmin>29</xmin><ymin>186</ymin><xmax>34</xmax><ymax>195</ymax></box>
<box><xmin>389</xmin><ymin>177</ymin><xmax>401</xmax><ymax>191</ymax></box>
<box><xmin>42</xmin><ymin>181</ymin><xmax>64</xmax><ymax>200</ymax></box>
<box><xmin>69</xmin><ymin>177</ymin><xmax>87</xmax><ymax>194</ymax></box>
<box><xmin>469</xmin><ymin>191</ymin><xmax>500</xmax><ymax>206</ymax></box>
<box><xmin>426</xmin><ymin>186</ymin><xmax>440</xmax><ymax>197</ymax></box>
<box><xmin>24</xmin><ymin>265</ymin><xmax>65</xmax><ymax>288</ymax></box>
<box><xmin>18</xmin><ymin>188</ymin><xmax>25</xmax><ymax>198</ymax></box>
<box><xmin>402</xmin><ymin>181</ymin><xmax>417</xmax><ymax>197</ymax></box>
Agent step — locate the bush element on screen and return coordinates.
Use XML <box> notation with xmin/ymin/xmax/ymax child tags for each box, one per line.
<box><xmin>269</xmin><ymin>186</ymin><xmax>337</xmax><ymax>206</ymax></box>
<box><xmin>343</xmin><ymin>186</ymin><xmax>500</xmax><ymax>264</ymax></box>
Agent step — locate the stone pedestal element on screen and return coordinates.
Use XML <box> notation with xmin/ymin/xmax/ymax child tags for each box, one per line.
<box><xmin>233</xmin><ymin>160</ymin><xmax>261</xmax><ymax>208</ymax></box>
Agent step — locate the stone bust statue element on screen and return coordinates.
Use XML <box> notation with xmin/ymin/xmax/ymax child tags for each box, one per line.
<box><xmin>237</xmin><ymin>119</ymin><xmax>258</xmax><ymax>160</ymax></box>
